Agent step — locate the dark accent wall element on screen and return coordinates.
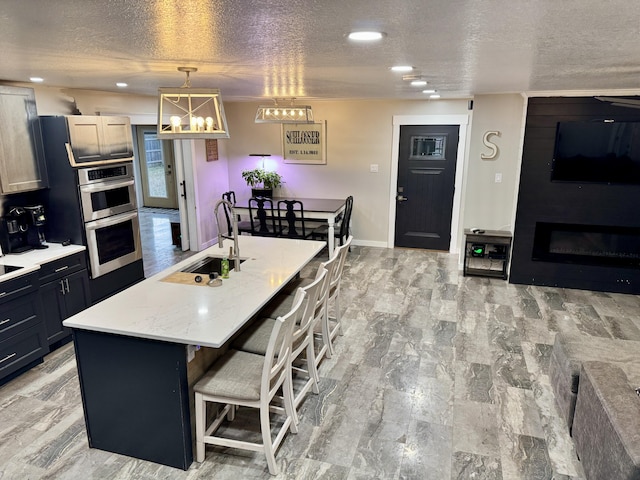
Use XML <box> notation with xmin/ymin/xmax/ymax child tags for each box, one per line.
<box><xmin>510</xmin><ymin>97</ymin><xmax>640</xmax><ymax>294</ymax></box>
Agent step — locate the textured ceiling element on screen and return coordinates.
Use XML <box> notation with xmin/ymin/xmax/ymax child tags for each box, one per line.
<box><xmin>1</xmin><ymin>0</ymin><xmax>639</xmax><ymax>100</ymax></box>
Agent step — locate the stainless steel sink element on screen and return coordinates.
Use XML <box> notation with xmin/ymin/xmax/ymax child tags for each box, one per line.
<box><xmin>181</xmin><ymin>256</ymin><xmax>246</xmax><ymax>275</ymax></box>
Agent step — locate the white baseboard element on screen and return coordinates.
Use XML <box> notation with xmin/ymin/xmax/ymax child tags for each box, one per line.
<box><xmin>351</xmin><ymin>239</ymin><xmax>389</xmax><ymax>248</ymax></box>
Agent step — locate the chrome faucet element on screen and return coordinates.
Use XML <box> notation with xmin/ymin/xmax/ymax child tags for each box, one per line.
<box><xmin>213</xmin><ymin>199</ymin><xmax>241</xmax><ymax>272</ymax></box>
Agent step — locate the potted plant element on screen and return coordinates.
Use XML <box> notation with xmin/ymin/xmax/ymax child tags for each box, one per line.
<box><xmin>241</xmin><ymin>168</ymin><xmax>283</xmax><ymax>197</ymax></box>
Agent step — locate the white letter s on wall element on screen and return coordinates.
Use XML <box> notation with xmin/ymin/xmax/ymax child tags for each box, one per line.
<box><xmin>481</xmin><ymin>131</ymin><xmax>500</xmax><ymax>159</ymax></box>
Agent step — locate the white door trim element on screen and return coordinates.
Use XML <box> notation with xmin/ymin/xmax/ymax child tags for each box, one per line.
<box><xmin>389</xmin><ymin>114</ymin><xmax>470</xmax><ymax>253</ymax></box>
<box><xmin>172</xmin><ymin>140</ymin><xmax>193</xmax><ymax>251</ymax></box>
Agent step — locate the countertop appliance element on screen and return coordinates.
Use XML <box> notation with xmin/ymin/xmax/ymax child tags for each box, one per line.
<box><xmin>39</xmin><ymin>115</ymin><xmax>144</xmax><ymax>304</ymax></box>
<box><xmin>24</xmin><ymin>204</ymin><xmax>48</xmax><ymax>249</ymax></box>
<box><xmin>0</xmin><ymin>206</ymin><xmax>32</xmax><ymax>253</ymax></box>
<box><xmin>0</xmin><ymin>205</ymin><xmax>50</xmax><ymax>253</ymax></box>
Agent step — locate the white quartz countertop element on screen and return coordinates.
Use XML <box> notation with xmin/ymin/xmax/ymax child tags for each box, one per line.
<box><xmin>0</xmin><ymin>243</ymin><xmax>86</xmax><ymax>281</ymax></box>
<box><xmin>63</xmin><ymin>236</ymin><xmax>325</xmax><ymax>348</ymax></box>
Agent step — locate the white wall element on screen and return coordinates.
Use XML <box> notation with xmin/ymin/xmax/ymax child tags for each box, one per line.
<box><xmin>189</xmin><ymin>139</ymin><xmax>230</xmax><ymax>250</ymax></box>
<box><xmin>461</xmin><ymin>94</ymin><xmax>527</xmax><ymax>233</ymax></box>
<box><xmin>18</xmin><ymin>83</ymin><xmax>527</xmax><ymax>249</ymax></box>
<box><xmin>223</xmin><ymin>99</ymin><xmax>471</xmax><ymax>246</ymax></box>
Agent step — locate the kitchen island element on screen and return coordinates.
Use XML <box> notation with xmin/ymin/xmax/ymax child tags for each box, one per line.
<box><xmin>63</xmin><ymin>236</ymin><xmax>325</xmax><ymax>470</ymax></box>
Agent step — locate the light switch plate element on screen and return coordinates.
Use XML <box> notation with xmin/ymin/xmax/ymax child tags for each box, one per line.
<box><xmin>370</xmin><ymin>164</ymin><xmax>379</xmax><ymax>173</ymax></box>
<box><xmin>494</xmin><ymin>172</ymin><xmax>502</xmax><ymax>183</ymax></box>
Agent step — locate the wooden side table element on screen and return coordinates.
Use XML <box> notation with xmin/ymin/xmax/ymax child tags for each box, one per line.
<box><xmin>463</xmin><ymin>229</ymin><xmax>512</xmax><ymax>280</ymax></box>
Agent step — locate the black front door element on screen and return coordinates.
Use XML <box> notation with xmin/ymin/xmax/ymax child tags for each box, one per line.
<box><xmin>395</xmin><ymin>124</ymin><xmax>459</xmax><ymax>250</ymax></box>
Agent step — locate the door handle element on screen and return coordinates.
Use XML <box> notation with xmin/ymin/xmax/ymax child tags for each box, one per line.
<box><xmin>180</xmin><ymin>181</ymin><xmax>186</xmax><ymax>198</ymax></box>
<box><xmin>396</xmin><ymin>195</ymin><xmax>408</xmax><ymax>202</ymax></box>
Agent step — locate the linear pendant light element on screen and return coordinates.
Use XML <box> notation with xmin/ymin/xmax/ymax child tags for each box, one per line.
<box><xmin>255</xmin><ymin>98</ymin><xmax>314</xmax><ymax>124</ymax></box>
<box><xmin>158</xmin><ymin>67</ymin><xmax>230</xmax><ymax>139</ymax></box>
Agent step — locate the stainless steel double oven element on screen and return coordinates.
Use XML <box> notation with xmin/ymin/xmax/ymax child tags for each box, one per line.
<box><xmin>77</xmin><ymin>163</ymin><xmax>142</xmax><ymax>278</ymax></box>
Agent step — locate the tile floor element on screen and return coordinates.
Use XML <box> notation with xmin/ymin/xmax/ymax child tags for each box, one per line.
<box><xmin>138</xmin><ymin>207</ymin><xmax>195</xmax><ymax>277</ymax></box>
<box><xmin>2</xmin><ymin>216</ymin><xmax>639</xmax><ymax>479</ymax></box>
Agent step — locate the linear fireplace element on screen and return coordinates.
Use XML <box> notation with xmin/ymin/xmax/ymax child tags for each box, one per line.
<box><xmin>533</xmin><ymin>222</ymin><xmax>640</xmax><ymax>268</ymax></box>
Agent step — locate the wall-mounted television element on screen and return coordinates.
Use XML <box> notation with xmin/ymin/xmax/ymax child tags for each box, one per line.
<box><xmin>551</xmin><ymin>120</ymin><xmax>640</xmax><ymax>184</ymax></box>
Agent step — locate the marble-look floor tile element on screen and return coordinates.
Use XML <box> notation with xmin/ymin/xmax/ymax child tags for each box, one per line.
<box><xmin>452</xmin><ymin>400</ymin><xmax>500</xmax><ymax>457</ymax></box>
<box><xmin>454</xmin><ymin>361</ymin><xmax>494</xmax><ymax>403</ymax></box>
<box><xmin>451</xmin><ymin>451</ymin><xmax>502</xmax><ymax>480</ymax></box>
<box><xmin>2</xmin><ymin>244</ymin><xmax>619</xmax><ymax>479</ymax></box>
<box><xmin>399</xmin><ymin>420</ymin><xmax>452</xmax><ymax>479</ymax></box>
<box><xmin>498</xmin><ymin>433</ymin><xmax>553</xmax><ymax>480</ymax></box>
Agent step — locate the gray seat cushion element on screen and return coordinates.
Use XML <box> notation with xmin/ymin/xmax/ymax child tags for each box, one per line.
<box><xmin>259</xmin><ymin>293</ymin><xmax>296</xmax><ymax>320</ymax></box>
<box><xmin>233</xmin><ymin>317</ymin><xmax>275</xmax><ymax>355</ymax></box>
<box><xmin>194</xmin><ymin>349</ymin><xmax>264</xmax><ymax>401</ymax></box>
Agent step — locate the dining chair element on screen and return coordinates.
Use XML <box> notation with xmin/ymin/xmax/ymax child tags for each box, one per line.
<box><xmin>323</xmin><ymin>235</ymin><xmax>353</xmax><ymax>356</ymax></box>
<box><xmin>267</xmin><ymin>249</ymin><xmax>340</xmax><ymax>365</ymax></box>
<box><xmin>232</xmin><ymin>268</ymin><xmax>327</xmax><ymax>414</ymax></box>
<box><xmin>311</xmin><ymin>195</ymin><xmax>353</xmax><ymax>247</ymax></box>
<box><xmin>221</xmin><ymin>191</ymin><xmax>251</xmax><ymax>235</ymax></box>
<box><xmin>277</xmin><ymin>199</ymin><xmax>313</xmax><ymax>239</ymax></box>
<box><xmin>248</xmin><ymin>197</ymin><xmax>278</xmax><ymax>236</ymax></box>
<box><xmin>194</xmin><ymin>288</ymin><xmax>307</xmax><ymax>476</ymax></box>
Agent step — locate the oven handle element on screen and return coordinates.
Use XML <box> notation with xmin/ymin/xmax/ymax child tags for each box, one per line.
<box><xmin>85</xmin><ymin>210</ymin><xmax>138</xmax><ymax>230</ymax></box>
<box><xmin>79</xmin><ymin>178</ymin><xmax>135</xmax><ymax>194</ymax></box>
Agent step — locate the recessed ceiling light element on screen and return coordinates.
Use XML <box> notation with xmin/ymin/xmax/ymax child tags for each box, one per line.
<box><xmin>430</xmin><ymin>94</ymin><xmax>441</xmax><ymax>99</ymax></box>
<box><xmin>391</xmin><ymin>66</ymin><xmax>414</xmax><ymax>72</ymax></box>
<box><xmin>116</xmin><ymin>82</ymin><xmax>128</xmax><ymax>88</ymax></box>
<box><xmin>29</xmin><ymin>77</ymin><xmax>44</xmax><ymax>83</ymax></box>
<box><xmin>348</xmin><ymin>31</ymin><xmax>384</xmax><ymax>41</ymax></box>
<box><xmin>422</xmin><ymin>89</ymin><xmax>437</xmax><ymax>94</ymax></box>
<box><xmin>410</xmin><ymin>80</ymin><xmax>427</xmax><ymax>87</ymax></box>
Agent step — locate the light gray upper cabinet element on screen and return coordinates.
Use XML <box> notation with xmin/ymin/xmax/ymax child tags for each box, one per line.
<box><xmin>66</xmin><ymin>116</ymin><xmax>133</xmax><ymax>166</ymax></box>
<box><xmin>0</xmin><ymin>86</ymin><xmax>48</xmax><ymax>193</ymax></box>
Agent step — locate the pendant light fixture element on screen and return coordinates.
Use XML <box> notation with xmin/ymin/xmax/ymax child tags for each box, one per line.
<box><xmin>157</xmin><ymin>67</ymin><xmax>230</xmax><ymax>139</ymax></box>
<box><xmin>255</xmin><ymin>98</ymin><xmax>314</xmax><ymax>124</ymax></box>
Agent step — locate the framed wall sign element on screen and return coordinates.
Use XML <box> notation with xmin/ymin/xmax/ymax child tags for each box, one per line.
<box><xmin>205</xmin><ymin>139</ymin><xmax>218</xmax><ymax>161</ymax></box>
<box><xmin>282</xmin><ymin>121</ymin><xmax>326</xmax><ymax>164</ymax></box>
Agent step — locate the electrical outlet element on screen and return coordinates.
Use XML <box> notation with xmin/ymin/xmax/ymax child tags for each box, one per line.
<box><xmin>370</xmin><ymin>164</ymin><xmax>379</xmax><ymax>173</ymax></box>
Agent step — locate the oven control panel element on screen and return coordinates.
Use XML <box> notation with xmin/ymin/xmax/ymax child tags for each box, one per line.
<box><xmin>87</xmin><ymin>165</ymin><xmax>127</xmax><ymax>181</ymax></box>
<box><xmin>77</xmin><ymin>163</ymin><xmax>132</xmax><ymax>185</ymax></box>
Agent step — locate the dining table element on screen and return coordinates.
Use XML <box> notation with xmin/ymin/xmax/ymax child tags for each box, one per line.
<box><xmin>234</xmin><ymin>196</ymin><xmax>346</xmax><ymax>257</ymax></box>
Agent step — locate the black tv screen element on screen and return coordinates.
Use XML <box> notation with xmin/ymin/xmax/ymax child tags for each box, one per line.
<box><xmin>551</xmin><ymin>120</ymin><xmax>640</xmax><ymax>184</ymax></box>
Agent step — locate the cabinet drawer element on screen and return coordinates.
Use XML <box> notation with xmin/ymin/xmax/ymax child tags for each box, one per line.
<box><xmin>0</xmin><ymin>294</ymin><xmax>40</xmax><ymax>341</ymax></box>
<box><xmin>0</xmin><ymin>323</ymin><xmax>48</xmax><ymax>380</ymax></box>
<box><xmin>0</xmin><ymin>271</ymin><xmax>39</xmax><ymax>306</ymax></box>
<box><xmin>39</xmin><ymin>252</ymin><xmax>87</xmax><ymax>283</ymax></box>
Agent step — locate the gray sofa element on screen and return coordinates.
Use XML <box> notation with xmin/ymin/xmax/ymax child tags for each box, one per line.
<box><xmin>549</xmin><ymin>332</ymin><xmax>640</xmax><ymax>479</ymax></box>
<box><xmin>549</xmin><ymin>332</ymin><xmax>640</xmax><ymax>430</ymax></box>
<box><xmin>572</xmin><ymin>362</ymin><xmax>640</xmax><ymax>480</ymax></box>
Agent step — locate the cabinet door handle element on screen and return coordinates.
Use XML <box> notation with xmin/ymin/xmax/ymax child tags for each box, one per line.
<box><xmin>55</xmin><ymin>265</ymin><xmax>70</xmax><ymax>273</ymax></box>
<box><xmin>0</xmin><ymin>353</ymin><xmax>17</xmax><ymax>364</ymax></box>
<box><xmin>0</xmin><ymin>291</ymin><xmax>7</xmax><ymax>297</ymax></box>
<box><xmin>60</xmin><ymin>280</ymin><xmax>66</xmax><ymax>295</ymax></box>
<box><xmin>65</xmin><ymin>278</ymin><xmax>70</xmax><ymax>293</ymax></box>
<box><xmin>0</xmin><ymin>318</ymin><xmax>10</xmax><ymax>325</ymax></box>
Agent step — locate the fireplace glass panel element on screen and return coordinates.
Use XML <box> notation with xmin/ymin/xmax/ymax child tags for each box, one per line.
<box><xmin>533</xmin><ymin>223</ymin><xmax>640</xmax><ymax>268</ymax></box>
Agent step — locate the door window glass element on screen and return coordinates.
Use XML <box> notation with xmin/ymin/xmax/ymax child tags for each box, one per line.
<box><xmin>143</xmin><ymin>132</ymin><xmax>168</xmax><ymax>198</ymax></box>
<box><xmin>410</xmin><ymin>135</ymin><xmax>446</xmax><ymax>160</ymax></box>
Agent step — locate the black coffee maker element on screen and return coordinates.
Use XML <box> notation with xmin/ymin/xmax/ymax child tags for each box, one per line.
<box><xmin>0</xmin><ymin>205</ymin><xmax>49</xmax><ymax>254</ymax></box>
<box><xmin>0</xmin><ymin>206</ymin><xmax>32</xmax><ymax>253</ymax></box>
<box><xmin>24</xmin><ymin>205</ymin><xmax>48</xmax><ymax>250</ymax></box>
